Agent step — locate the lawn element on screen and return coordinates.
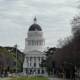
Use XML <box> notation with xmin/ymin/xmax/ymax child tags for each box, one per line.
<box><xmin>10</xmin><ymin>76</ymin><xmax>48</xmax><ymax>80</ymax></box>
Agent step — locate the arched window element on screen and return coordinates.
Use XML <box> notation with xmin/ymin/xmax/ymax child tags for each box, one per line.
<box><xmin>26</xmin><ymin>57</ymin><xmax>28</xmax><ymax>62</ymax></box>
<box><xmin>34</xmin><ymin>57</ymin><xmax>36</xmax><ymax>61</ymax></box>
<box><xmin>30</xmin><ymin>57</ymin><xmax>32</xmax><ymax>61</ymax></box>
<box><xmin>40</xmin><ymin>40</ymin><xmax>42</xmax><ymax>45</ymax></box>
<box><xmin>32</xmin><ymin>40</ymin><xmax>33</xmax><ymax>45</ymax></box>
<box><xmin>42</xmin><ymin>69</ymin><xmax>44</xmax><ymax>74</ymax></box>
<box><xmin>36</xmin><ymin>40</ymin><xmax>38</xmax><ymax>46</ymax></box>
<box><xmin>38</xmin><ymin>57</ymin><xmax>40</xmax><ymax>61</ymax></box>
<box><xmin>28</xmin><ymin>40</ymin><xmax>30</xmax><ymax>45</ymax></box>
<box><xmin>34</xmin><ymin>40</ymin><xmax>36</xmax><ymax>45</ymax></box>
<box><xmin>38</xmin><ymin>69</ymin><xmax>40</xmax><ymax>74</ymax></box>
<box><xmin>42</xmin><ymin>57</ymin><xmax>44</xmax><ymax>61</ymax></box>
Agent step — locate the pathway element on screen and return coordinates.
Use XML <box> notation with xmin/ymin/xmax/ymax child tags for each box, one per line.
<box><xmin>0</xmin><ymin>78</ymin><xmax>10</xmax><ymax>80</ymax></box>
<box><xmin>0</xmin><ymin>77</ymin><xmax>69</xmax><ymax>80</ymax></box>
<box><xmin>48</xmin><ymin>77</ymin><xmax>69</xmax><ymax>80</ymax></box>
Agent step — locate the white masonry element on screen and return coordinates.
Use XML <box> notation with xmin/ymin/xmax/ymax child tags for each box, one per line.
<box><xmin>23</xmin><ymin>17</ymin><xmax>46</xmax><ymax>75</ymax></box>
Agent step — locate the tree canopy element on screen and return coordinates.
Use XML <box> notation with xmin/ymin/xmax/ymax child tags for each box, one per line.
<box><xmin>0</xmin><ymin>46</ymin><xmax>24</xmax><ymax>72</ymax></box>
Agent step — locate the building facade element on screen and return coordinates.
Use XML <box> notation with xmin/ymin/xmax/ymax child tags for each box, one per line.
<box><xmin>23</xmin><ymin>17</ymin><xmax>46</xmax><ymax>75</ymax></box>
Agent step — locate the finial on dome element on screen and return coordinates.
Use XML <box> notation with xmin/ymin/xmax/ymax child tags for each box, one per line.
<box><xmin>34</xmin><ymin>16</ymin><xmax>37</xmax><ymax>23</ymax></box>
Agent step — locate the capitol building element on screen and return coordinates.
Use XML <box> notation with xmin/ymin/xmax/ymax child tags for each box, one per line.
<box><xmin>23</xmin><ymin>17</ymin><xmax>46</xmax><ymax>75</ymax></box>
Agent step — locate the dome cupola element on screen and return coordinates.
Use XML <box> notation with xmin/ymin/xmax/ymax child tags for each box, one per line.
<box><xmin>29</xmin><ymin>17</ymin><xmax>42</xmax><ymax>31</ymax></box>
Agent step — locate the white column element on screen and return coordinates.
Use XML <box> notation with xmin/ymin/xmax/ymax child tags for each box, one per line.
<box><xmin>40</xmin><ymin>69</ymin><xmax>42</xmax><ymax>74</ymax></box>
<box><xmin>23</xmin><ymin>68</ymin><xmax>26</xmax><ymax>75</ymax></box>
<box><xmin>36</xmin><ymin>69</ymin><xmax>38</xmax><ymax>74</ymax></box>
<box><xmin>38</xmin><ymin>57</ymin><xmax>39</xmax><ymax>68</ymax></box>
<box><xmin>32</xmin><ymin>57</ymin><xmax>34</xmax><ymax>68</ymax></box>
<box><xmin>39</xmin><ymin>57</ymin><xmax>41</xmax><ymax>67</ymax></box>
<box><xmin>28</xmin><ymin>57</ymin><xmax>30</xmax><ymax>68</ymax></box>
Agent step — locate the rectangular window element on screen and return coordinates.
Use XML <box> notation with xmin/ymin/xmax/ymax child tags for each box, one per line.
<box><xmin>38</xmin><ymin>57</ymin><xmax>40</xmax><ymax>61</ymax></box>
<box><xmin>30</xmin><ymin>57</ymin><xmax>32</xmax><ymax>61</ymax></box>
<box><xmin>34</xmin><ymin>57</ymin><xmax>36</xmax><ymax>61</ymax></box>
<box><xmin>30</xmin><ymin>63</ymin><xmax>31</xmax><ymax>67</ymax></box>
<box><xmin>34</xmin><ymin>63</ymin><xmax>36</xmax><ymax>67</ymax></box>
<box><xmin>38</xmin><ymin>69</ymin><xmax>40</xmax><ymax>74</ymax></box>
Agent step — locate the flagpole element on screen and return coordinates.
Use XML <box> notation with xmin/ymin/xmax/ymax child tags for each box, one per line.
<box><xmin>15</xmin><ymin>44</ymin><xmax>17</xmax><ymax>75</ymax></box>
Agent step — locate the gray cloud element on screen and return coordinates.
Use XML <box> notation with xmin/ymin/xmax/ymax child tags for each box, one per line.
<box><xmin>0</xmin><ymin>0</ymin><xmax>79</xmax><ymax>50</ymax></box>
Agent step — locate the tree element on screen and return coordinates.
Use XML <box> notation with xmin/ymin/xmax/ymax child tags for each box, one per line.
<box><xmin>41</xmin><ymin>47</ymin><xmax>57</xmax><ymax>75</ymax></box>
<box><xmin>53</xmin><ymin>15</ymin><xmax>80</xmax><ymax>79</ymax></box>
<box><xmin>0</xmin><ymin>46</ymin><xmax>24</xmax><ymax>73</ymax></box>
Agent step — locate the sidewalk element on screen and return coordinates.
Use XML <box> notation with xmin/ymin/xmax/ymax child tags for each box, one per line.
<box><xmin>0</xmin><ymin>78</ymin><xmax>10</xmax><ymax>80</ymax></box>
<box><xmin>48</xmin><ymin>77</ymin><xmax>70</xmax><ymax>80</ymax></box>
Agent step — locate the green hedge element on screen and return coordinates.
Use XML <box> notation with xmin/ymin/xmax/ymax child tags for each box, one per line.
<box><xmin>10</xmin><ymin>76</ymin><xmax>48</xmax><ymax>80</ymax></box>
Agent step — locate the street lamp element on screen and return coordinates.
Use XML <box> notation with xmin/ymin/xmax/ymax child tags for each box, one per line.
<box><xmin>14</xmin><ymin>44</ymin><xmax>18</xmax><ymax>75</ymax></box>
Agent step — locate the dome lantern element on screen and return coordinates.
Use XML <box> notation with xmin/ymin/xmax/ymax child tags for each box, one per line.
<box><xmin>34</xmin><ymin>16</ymin><xmax>37</xmax><ymax>24</ymax></box>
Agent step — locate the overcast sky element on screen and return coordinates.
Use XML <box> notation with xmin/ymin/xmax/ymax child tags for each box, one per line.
<box><xmin>0</xmin><ymin>0</ymin><xmax>79</xmax><ymax>50</ymax></box>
